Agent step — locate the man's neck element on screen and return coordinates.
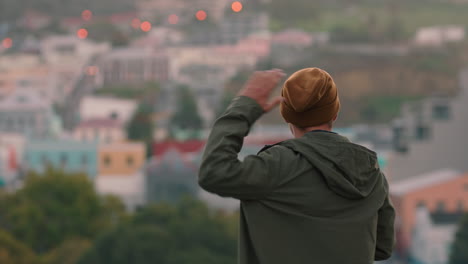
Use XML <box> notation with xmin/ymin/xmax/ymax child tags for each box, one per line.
<box><xmin>292</xmin><ymin>124</ymin><xmax>332</xmax><ymax>138</ymax></box>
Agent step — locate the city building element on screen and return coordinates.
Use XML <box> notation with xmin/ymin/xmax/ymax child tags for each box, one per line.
<box><xmin>409</xmin><ymin>206</ymin><xmax>462</xmax><ymax>264</ymax></box>
<box><xmin>79</xmin><ymin>96</ymin><xmax>137</xmax><ymax>124</ymax></box>
<box><xmin>0</xmin><ymin>133</ymin><xmax>25</xmax><ymax>189</ymax></box>
<box><xmin>23</xmin><ymin>139</ymin><xmax>99</xmax><ymax>179</ymax></box>
<box><xmin>98</xmin><ymin>142</ymin><xmax>146</xmax><ymax>176</ymax></box>
<box><xmin>73</xmin><ymin>118</ymin><xmax>126</xmax><ymax>143</ymax></box>
<box><xmin>0</xmin><ymin>54</ymin><xmax>51</xmax><ymax>99</ymax></box>
<box><xmin>95</xmin><ymin>171</ymin><xmax>145</xmax><ymax>211</ymax></box>
<box><xmin>390</xmin><ymin>169</ymin><xmax>468</xmax><ymax>255</ymax></box>
<box><xmin>0</xmin><ymin>89</ymin><xmax>59</xmax><ymax>138</ymax></box>
<box><xmin>96</xmin><ymin>48</ymin><xmax>170</xmax><ymax>86</ymax></box>
<box><xmin>41</xmin><ymin>35</ymin><xmax>110</xmax><ymax>102</ymax></box>
<box><xmin>145</xmin><ymin>148</ymin><xmax>199</xmax><ymax>204</ymax></box>
<box><xmin>153</xmin><ymin>140</ymin><xmax>205</xmax><ymax>162</ymax></box>
<box><xmin>95</xmin><ymin>142</ymin><xmax>146</xmax><ymax>210</ymax></box>
<box><xmin>386</xmin><ymin>68</ymin><xmax>468</xmax><ymax>181</ymax></box>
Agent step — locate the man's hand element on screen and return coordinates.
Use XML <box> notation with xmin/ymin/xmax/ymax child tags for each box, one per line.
<box><xmin>238</xmin><ymin>69</ymin><xmax>286</xmax><ymax>112</ymax></box>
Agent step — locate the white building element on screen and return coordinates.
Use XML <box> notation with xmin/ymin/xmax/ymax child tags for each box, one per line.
<box><xmin>413</xmin><ymin>26</ymin><xmax>466</xmax><ymax>47</ymax></box>
<box><xmin>96</xmin><ymin>48</ymin><xmax>169</xmax><ymax>86</ymax></box>
<box><xmin>73</xmin><ymin>118</ymin><xmax>126</xmax><ymax>143</ymax></box>
<box><xmin>79</xmin><ymin>96</ymin><xmax>137</xmax><ymax>125</ymax></box>
<box><xmin>0</xmin><ymin>89</ymin><xmax>59</xmax><ymax>138</ymax></box>
<box><xmin>410</xmin><ymin>206</ymin><xmax>460</xmax><ymax>264</ymax></box>
<box><xmin>95</xmin><ymin>171</ymin><xmax>145</xmax><ymax>211</ymax></box>
<box><xmin>386</xmin><ymin>68</ymin><xmax>468</xmax><ymax>181</ymax></box>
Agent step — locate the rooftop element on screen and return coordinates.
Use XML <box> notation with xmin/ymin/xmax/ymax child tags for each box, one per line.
<box><xmin>76</xmin><ymin>118</ymin><xmax>123</xmax><ymax>129</ymax></box>
<box><xmin>153</xmin><ymin>140</ymin><xmax>206</xmax><ymax>157</ymax></box>
<box><xmin>390</xmin><ymin>169</ymin><xmax>462</xmax><ymax>196</ymax></box>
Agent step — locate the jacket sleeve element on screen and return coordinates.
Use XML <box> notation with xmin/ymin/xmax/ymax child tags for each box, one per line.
<box><xmin>375</xmin><ymin>176</ymin><xmax>396</xmax><ymax>261</ymax></box>
<box><xmin>198</xmin><ymin>96</ymin><xmax>283</xmax><ymax>200</ymax></box>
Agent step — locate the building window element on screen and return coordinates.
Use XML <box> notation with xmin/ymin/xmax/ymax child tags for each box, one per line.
<box><xmin>103</xmin><ymin>155</ymin><xmax>111</xmax><ymax>167</ymax></box>
<box><xmin>457</xmin><ymin>201</ymin><xmax>464</xmax><ymax>212</ymax></box>
<box><xmin>416</xmin><ymin>201</ymin><xmax>426</xmax><ymax>208</ymax></box>
<box><xmin>127</xmin><ymin>156</ymin><xmax>134</xmax><ymax>167</ymax></box>
<box><xmin>415</xmin><ymin>125</ymin><xmax>431</xmax><ymax>141</ymax></box>
<box><xmin>393</xmin><ymin>126</ymin><xmax>408</xmax><ymax>153</ymax></box>
<box><xmin>432</xmin><ymin>104</ymin><xmax>450</xmax><ymax>120</ymax></box>
<box><xmin>110</xmin><ymin>112</ymin><xmax>119</xmax><ymax>120</ymax></box>
<box><xmin>436</xmin><ymin>201</ymin><xmax>445</xmax><ymax>212</ymax></box>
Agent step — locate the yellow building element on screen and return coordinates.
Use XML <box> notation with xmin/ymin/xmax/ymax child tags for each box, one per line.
<box><xmin>98</xmin><ymin>142</ymin><xmax>146</xmax><ymax>176</ymax></box>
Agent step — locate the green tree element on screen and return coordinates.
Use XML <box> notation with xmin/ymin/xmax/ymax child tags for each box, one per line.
<box><xmin>170</xmin><ymin>85</ymin><xmax>203</xmax><ymax>132</ymax></box>
<box><xmin>78</xmin><ymin>198</ymin><xmax>237</xmax><ymax>264</ymax></box>
<box><xmin>95</xmin><ymin>82</ymin><xmax>160</xmax><ymax>100</ymax></box>
<box><xmin>0</xmin><ymin>168</ymin><xmax>126</xmax><ymax>254</ymax></box>
<box><xmin>85</xmin><ymin>22</ymin><xmax>129</xmax><ymax>47</ymax></box>
<box><xmin>450</xmin><ymin>215</ymin><xmax>468</xmax><ymax>264</ymax></box>
<box><xmin>0</xmin><ymin>230</ymin><xmax>37</xmax><ymax>264</ymax></box>
<box><xmin>42</xmin><ymin>238</ymin><xmax>92</xmax><ymax>264</ymax></box>
<box><xmin>126</xmin><ymin>103</ymin><xmax>155</xmax><ymax>157</ymax></box>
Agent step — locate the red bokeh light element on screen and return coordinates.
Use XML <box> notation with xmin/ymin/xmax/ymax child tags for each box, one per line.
<box><xmin>196</xmin><ymin>10</ymin><xmax>207</xmax><ymax>21</ymax></box>
<box><xmin>168</xmin><ymin>14</ymin><xmax>179</xmax><ymax>25</ymax></box>
<box><xmin>81</xmin><ymin>10</ymin><xmax>93</xmax><ymax>21</ymax></box>
<box><xmin>140</xmin><ymin>21</ymin><xmax>152</xmax><ymax>32</ymax></box>
<box><xmin>77</xmin><ymin>28</ymin><xmax>88</xmax><ymax>39</ymax></box>
<box><xmin>2</xmin><ymin>38</ymin><xmax>12</xmax><ymax>49</ymax></box>
<box><xmin>232</xmin><ymin>1</ymin><xmax>243</xmax><ymax>12</ymax></box>
<box><xmin>131</xmin><ymin>18</ymin><xmax>141</xmax><ymax>29</ymax></box>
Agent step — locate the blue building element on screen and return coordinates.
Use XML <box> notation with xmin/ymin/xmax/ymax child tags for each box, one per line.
<box><xmin>24</xmin><ymin>140</ymin><xmax>98</xmax><ymax>179</ymax></box>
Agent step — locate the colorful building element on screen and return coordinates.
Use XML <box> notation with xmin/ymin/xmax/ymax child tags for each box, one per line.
<box><xmin>390</xmin><ymin>169</ymin><xmax>468</xmax><ymax>255</ymax></box>
<box><xmin>23</xmin><ymin>139</ymin><xmax>98</xmax><ymax>179</ymax></box>
<box><xmin>0</xmin><ymin>89</ymin><xmax>59</xmax><ymax>138</ymax></box>
<box><xmin>0</xmin><ymin>133</ymin><xmax>25</xmax><ymax>188</ymax></box>
<box><xmin>95</xmin><ymin>142</ymin><xmax>146</xmax><ymax>211</ymax></box>
<box><xmin>98</xmin><ymin>142</ymin><xmax>146</xmax><ymax>176</ymax></box>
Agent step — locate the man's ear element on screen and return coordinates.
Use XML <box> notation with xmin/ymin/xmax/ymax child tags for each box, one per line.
<box><xmin>332</xmin><ymin>114</ymin><xmax>338</xmax><ymax>122</ymax></box>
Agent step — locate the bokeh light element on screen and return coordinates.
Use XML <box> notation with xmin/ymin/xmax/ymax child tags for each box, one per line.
<box><xmin>140</xmin><ymin>21</ymin><xmax>152</xmax><ymax>32</ymax></box>
<box><xmin>2</xmin><ymin>38</ymin><xmax>12</xmax><ymax>49</ymax></box>
<box><xmin>81</xmin><ymin>10</ymin><xmax>93</xmax><ymax>21</ymax></box>
<box><xmin>131</xmin><ymin>18</ymin><xmax>141</xmax><ymax>29</ymax></box>
<box><xmin>232</xmin><ymin>1</ymin><xmax>243</xmax><ymax>13</ymax></box>
<box><xmin>168</xmin><ymin>14</ymin><xmax>179</xmax><ymax>25</ymax></box>
<box><xmin>77</xmin><ymin>28</ymin><xmax>88</xmax><ymax>39</ymax></box>
<box><xmin>196</xmin><ymin>10</ymin><xmax>207</xmax><ymax>21</ymax></box>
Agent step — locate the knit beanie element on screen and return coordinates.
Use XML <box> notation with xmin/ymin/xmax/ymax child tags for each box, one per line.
<box><xmin>280</xmin><ymin>68</ymin><xmax>340</xmax><ymax>128</ymax></box>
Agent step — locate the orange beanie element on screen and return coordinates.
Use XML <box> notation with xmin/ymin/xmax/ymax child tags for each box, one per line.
<box><xmin>280</xmin><ymin>68</ymin><xmax>340</xmax><ymax>128</ymax></box>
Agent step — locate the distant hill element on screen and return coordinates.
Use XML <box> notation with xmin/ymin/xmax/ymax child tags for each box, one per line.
<box><xmin>269</xmin><ymin>0</ymin><xmax>468</xmax><ymax>35</ymax></box>
<box><xmin>0</xmin><ymin>0</ymin><xmax>135</xmax><ymax>23</ymax></box>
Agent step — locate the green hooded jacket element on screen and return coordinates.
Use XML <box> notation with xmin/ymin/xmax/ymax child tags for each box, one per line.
<box><xmin>199</xmin><ymin>96</ymin><xmax>395</xmax><ymax>264</ymax></box>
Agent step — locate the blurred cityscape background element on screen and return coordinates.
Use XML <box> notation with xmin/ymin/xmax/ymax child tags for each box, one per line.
<box><xmin>1</xmin><ymin>0</ymin><xmax>468</xmax><ymax>263</ymax></box>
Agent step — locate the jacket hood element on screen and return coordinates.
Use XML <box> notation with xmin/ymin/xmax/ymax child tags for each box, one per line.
<box><xmin>280</xmin><ymin>131</ymin><xmax>381</xmax><ymax>200</ymax></box>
